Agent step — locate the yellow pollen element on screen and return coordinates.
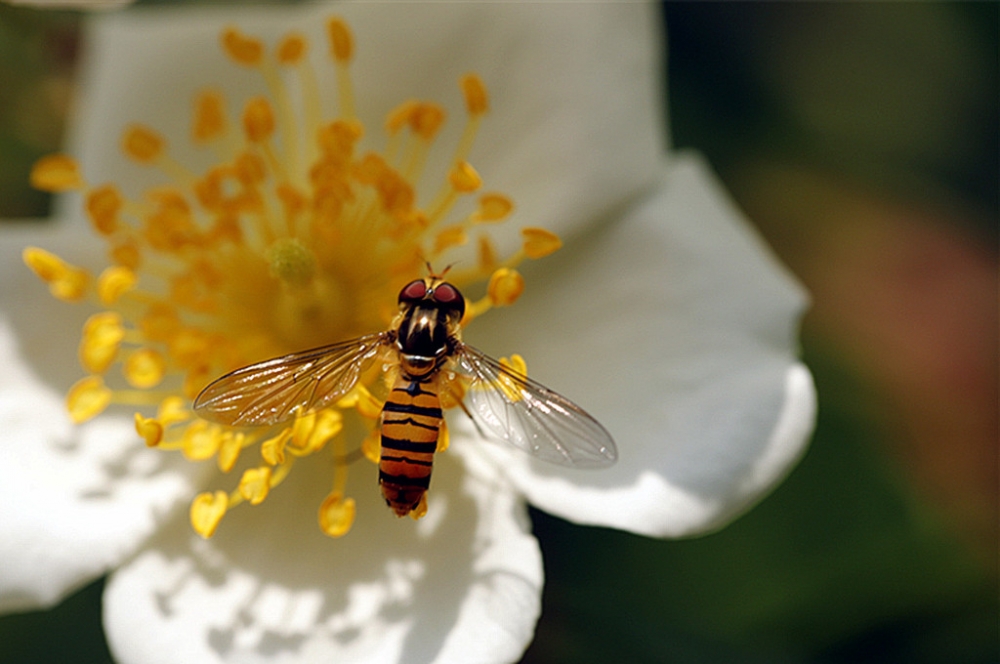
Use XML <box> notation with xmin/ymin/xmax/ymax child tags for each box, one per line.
<box><xmin>522</xmin><ymin>227</ymin><xmax>563</xmax><ymax>259</ymax></box>
<box><xmin>243</xmin><ymin>97</ymin><xmax>276</xmax><ymax>143</ymax></box>
<box><xmin>326</xmin><ymin>17</ymin><xmax>353</xmax><ymax>62</ymax></box>
<box><xmin>217</xmin><ymin>431</ymin><xmax>244</xmax><ymax>473</ymax></box>
<box><xmin>277</xmin><ymin>33</ymin><xmax>307</xmax><ymax>65</ymax></box>
<box><xmin>157</xmin><ymin>396</ymin><xmax>190</xmax><ymax>425</ymax></box>
<box><xmin>221</xmin><ymin>27</ymin><xmax>263</xmax><ymax>65</ymax></box>
<box><xmin>360</xmin><ymin>429</ymin><xmax>381</xmax><ymax>464</ymax></box>
<box><xmin>124</xmin><ymin>348</ymin><xmax>167</xmax><ymax>389</ymax></box>
<box><xmin>408</xmin><ymin>494</ymin><xmax>429</xmax><ymax>520</ymax></box>
<box><xmin>134</xmin><ymin>413</ymin><xmax>164</xmax><ymax>447</ymax></box>
<box><xmin>487</xmin><ymin>267</ymin><xmax>524</xmax><ymax>306</ymax></box>
<box><xmin>97</xmin><ymin>266</ymin><xmax>136</xmax><ymax>305</ymax></box>
<box><xmin>191</xmin><ymin>490</ymin><xmax>228</xmax><ymax>538</ymax></box>
<box><xmin>30</xmin><ymin>154</ymin><xmax>83</xmax><ymax>191</ymax></box>
<box><xmin>122</xmin><ymin>125</ymin><xmax>165</xmax><ymax>163</ymax></box>
<box><xmin>477</xmin><ymin>235</ymin><xmax>499</xmax><ymax>271</ymax></box>
<box><xmin>261</xmin><ymin>428</ymin><xmax>292</xmax><ymax>465</ymax></box>
<box><xmin>460</xmin><ymin>74</ymin><xmax>489</xmax><ymax>116</ymax></box>
<box><xmin>182</xmin><ymin>420</ymin><xmax>221</xmax><ymax>461</ymax></box>
<box><xmin>66</xmin><ymin>375</ymin><xmax>112</xmax><ymax>423</ymax></box>
<box><xmin>79</xmin><ymin>311</ymin><xmax>124</xmax><ymax>374</ymax></box>
<box><xmin>448</xmin><ymin>161</ymin><xmax>482</xmax><ymax>193</ymax></box>
<box><xmin>473</xmin><ymin>193</ymin><xmax>513</xmax><ymax>223</ymax></box>
<box><xmin>319</xmin><ymin>492</ymin><xmax>356</xmax><ymax>537</ymax></box>
<box><xmin>86</xmin><ymin>185</ymin><xmax>123</xmax><ymax>235</ymax></box>
<box><xmin>23</xmin><ymin>247</ymin><xmax>90</xmax><ymax>302</ymax></box>
<box><xmin>192</xmin><ymin>90</ymin><xmax>227</xmax><ymax>143</ymax></box>
<box><xmin>409</xmin><ymin>103</ymin><xmax>446</xmax><ymax>140</ymax></box>
<box><xmin>238</xmin><ymin>466</ymin><xmax>273</xmax><ymax>505</ymax></box>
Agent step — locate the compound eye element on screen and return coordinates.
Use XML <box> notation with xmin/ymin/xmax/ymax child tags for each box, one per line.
<box><xmin>399</xmin><ymin>279</ymin><xmax>427</xmax><ymax>302</ymax></box>
<box><xmin>432</xmin><ymin>282</ymin><xmax>460</xmax><ymax>305</ymax></box>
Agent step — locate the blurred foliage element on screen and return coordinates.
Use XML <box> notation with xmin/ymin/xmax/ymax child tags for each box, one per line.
<box><xmin>0</xmin><ymin>3</ymin><xmax>996</xmax><ymax>664</ymax></box>
<box><xmin>0</xmin><ymin>4</ymin><xmax>79</xmax><ymax>219</ymax></box>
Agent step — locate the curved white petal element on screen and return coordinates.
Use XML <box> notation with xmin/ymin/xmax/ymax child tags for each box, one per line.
<box><xmin>104</xmin><ymin>451</ymin><xmax>542</xmax><ymax>664</ymax></box>
<box><xmin>69</xmin><ymin>2</ymin><xmax>663</xmax><ymax>250</ymax></box>
<box><xmin>465</xmin><ymin>153</ymin><xmax>816</xmax><ymax>537</ymax></box>
<box><xmin>0</xmin><ymin>227</ymin><xmax>206</xmax><ymax>612</ymax></box>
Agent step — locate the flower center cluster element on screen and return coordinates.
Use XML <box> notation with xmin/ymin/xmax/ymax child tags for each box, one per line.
<box><xmin>24</xmin><ymin>17</ymin><xmax>562</xmax><ymax>538</ymax></box>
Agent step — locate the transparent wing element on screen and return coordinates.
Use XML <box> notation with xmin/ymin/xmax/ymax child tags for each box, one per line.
<box><xmin>453</xmin><ymin>344</ymin><xmax>617</xmax><ymax>468</ymax></box>
<box><xmin>194</xmin><ymin>332</ymin><xmax>390</xmax><ymax>427</ymax></box>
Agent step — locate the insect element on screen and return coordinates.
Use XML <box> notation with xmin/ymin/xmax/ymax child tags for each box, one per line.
<box><xmin>194</xmin><ymin>274</ymin><xmax>617</xmax><ymax>516</ymax></box>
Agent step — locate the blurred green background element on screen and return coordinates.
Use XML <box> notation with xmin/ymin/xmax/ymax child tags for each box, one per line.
<box><xmin>0</xmin><ymin>2</ymin><xmax>996</xmax><ymax>663</ymax></box>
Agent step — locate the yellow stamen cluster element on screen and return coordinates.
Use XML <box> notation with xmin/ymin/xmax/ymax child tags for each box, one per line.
<box><xmin>25</xmin><ymin>17</ymin><xmax>562</xmax><ymax>539</ymax></box>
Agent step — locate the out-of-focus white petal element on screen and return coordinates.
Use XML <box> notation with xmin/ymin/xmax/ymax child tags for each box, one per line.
<box><xmin>104</xmin><ymin>451</ymin><xmax>541</xmax><ymax>664</ymax></box>
<box><xmin>465</xmin><ymin>152</ymin><xmax>816</xmax><ymax>537</ymax></box>
<box><xmin>68</xmin><ymin>2</ymin><xmax>663</xmax><ymax>250</ymax></box>
<box><xmin>0</xmin><ymin>226</ymin><xmax>207</xmax><ymax>612</ymax></box>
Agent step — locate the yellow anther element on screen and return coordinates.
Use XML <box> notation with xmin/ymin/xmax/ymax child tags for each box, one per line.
<box><xmin>434</xmin><ymin>226</ymin><xmax>468</xmax><ymax>254</ymax></box>
<box><xmin>460</xmin><ymin>74</ymin><xmax>489</xmax><ymax>116</ymax></box>
<box><xmin>477</xmin><ymin>235</ymin><xmax>499</xmax><ymax>271</ymax></box>
<box><xmin>110</xmin><ymin>238</ymin><xmax>141</xmax><ymax>271</ymax></box>
<box><xmin>238</xmin><ymin>466</ymin><xmax>273</xmax><ymax>505</ymax></box>
<box><xmin>134</xmin><ymin>413</ymin><xmax>164</xmax><ymax>447</ymax></box>
<box><xmin>217</xmin><ymin>431</ymin><xmax>244</xmax><ymax>473</ymax></box>
<box><xmin>409</xmin><ymin>103</ymin><xmax>446</xmax><ymax>140</ymax></box>
<box><xmin>436</xmin><ymin>419</ymin><xmax>450</xmax><ymax>452</ymax></box>
<box><xmin>317</xmin><ymin>119</ymin><xmax>363</xmax><ymax>156</ymax></box>
<box><xmin>30</xmin><ymin>154</ymin><xmax>82</xmax><ymax>191</ymax></box>
<box><xmin>157</xmin><ymin>395</ymin><xmax>190</xmax><ymax>425</ymax></box>
<box><xmin>235</xmin><ymin>151</ymin><xmax>267</xmax><ymax>183</ymax></box>
<box><xmin>360</xmin><ymin>429</ymin><xmax>381</xmax><ymax>464</ymax></box>
<box><xmin>23</xmin><ymin>247</ymin><xmax>90</xmax><ymax>302</ymax></box>
<box><xmin>408</xmin><ymin>493</ymin><xmax>428</xmax><ymax>521</ymax></box>
<box><xmin>192</xmin><ymin>90</ymin><xmax>226</xmax><ymax>143</ymax></box>
<box><xmin>261</xmin><ymin>428</ymin><xmax>292</xmax><ymax>465</ymax></box>
<box><xmin>140</xmin><ymin>303</ymin><xmax>181</xmax><ymax>343</ymax></box>
<box><xmin>473</xmin><ymin>193</ymin><xmax>513</xmax><ymax>223</ymax></box>
<box><xmin>318</xmin><ymin>492</ymin><xmax>356</xmax><ymax>537</ymax></box>
<box><xmin>448</xmin><ymin>161</ymin><xmax>482</xmax><ymax>193</ymax></box>
<box><xmin>497</xmin><ymin>354</ymin><xmax>527</xmax><ymax>402</ymax></box>
<box><xmin>86</xmin><ymin>185</ymin><xmax>122</xmax><ymax>235</ymax></box>
<box><xmin>522</xmin><ymin>227</ymin><xmax>562</xmax><ymax>259</ymax></box>
<box><xmin>122</xmin><ymin>125</ymin><xmax>165</xmax><ymax>163</ymax></box>
<box><xmin>190</xmin><ymin>490</ymin><xmax>228</xmax><ymax>538</ymax></box>
<box><xmin>168</xmin><ymin>328</ymin><xmax>210</xmax><ymax>368</ymax></box>
<box><xmin>97</xmin><ymin>266</ymin><xmax>136</xmax><ymax>305</ymax></box>
<box><xmin>66</xmin><ymin>375</ymin><xmax>112</xmax><ymax>423</ymax></box>
<box><xmin>502</xmin><ymin>353</ymin><xmax>527</xmax><ymax>376</ymax></box>
<box><xmin>124</xmin><ymin>348</ymin><xmax>167</xmax><ymax>389</ymax></box>
<box><xmin>301</xmin><ymin>409</ymin><xmax>343</xmax><ymax>454</ymax></box>
<box><xmin>79</xmin><ymin>312</ymin><xmax>124</xmax><ymax>374</ymax></box>
<box><xmin>487</xmin><ymin>267</ymin><xmax>524</xmax><ymax>306</ymax></box>
<box><xmin>221</xmin><ymin>27</ymin><xmax>263</xmax><ymax>65</ymax></box>
<box><xmin>182</xmin><ymin>420</ymin><xmax>220</xmax><ymax>461</ymax></box>
<box><xmin>277</xmin><ymin>33</ymin><xmax>307</xmax><ymax>65</ymax></box>
<box><xmin>242</xmin><ymin>97</ymin><xmax>276</xmax><ymax>143</ymax></box>
<box><xmin>385</xmin><ymin>100</ymin><xmax>419</xmax><ymax>135</ymax></box>
<box><xmin>326</xmin><ymin>17</ymin><xmax>353</xmax><ymax>62</ymax></box>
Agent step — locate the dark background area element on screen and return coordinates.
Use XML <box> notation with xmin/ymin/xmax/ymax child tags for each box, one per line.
<box><xmin>0</xmin><ymin>3</ymin><xmax>996</xmax><ymax>663</ymax></box>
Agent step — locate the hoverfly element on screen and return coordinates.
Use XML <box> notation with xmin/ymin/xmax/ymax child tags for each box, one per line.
<box><xmin>194</xmin><ymin>274</ymin><xmax>617</xmax><ymax>516</ymax></box>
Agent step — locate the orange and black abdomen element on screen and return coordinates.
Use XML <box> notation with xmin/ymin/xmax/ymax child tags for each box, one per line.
<box><xmin>379</xmin><ymin>376</ymin><xmax>442</xmax><ymax>516</ymax></box>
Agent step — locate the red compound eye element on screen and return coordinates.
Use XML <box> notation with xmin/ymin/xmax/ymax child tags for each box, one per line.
<box><xmin>399</xmin><ymin>279</ymin><xmax>427</xmax><ymax>302</ymax></box>
<box><xmin>432</xmin><ymin>283</ymin><xmax>460</xmax><ymax>304</ymax></box>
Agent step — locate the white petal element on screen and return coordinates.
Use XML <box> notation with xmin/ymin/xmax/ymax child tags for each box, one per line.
<box><xmin>68</xmin><ymin>2</ymin><xmax>663</xmax><ymax>248</ymax></box>
<box><xmin>104</xmin><ymin>450</ymin><xmax>542</xmax><ymax>664</ymax></box>
<box><xmin>0</xmin><ymin>226</ymin><xmax>207</xmax><ymax>612</ymax></box>
<box><xmin>465</xmin><ymin>153</ymin><xmax>816</xmax><ymax>537</ymax></box>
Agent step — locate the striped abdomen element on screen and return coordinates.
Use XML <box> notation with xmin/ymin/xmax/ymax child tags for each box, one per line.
<box><xmin>379</xmin><ymin>375</ymin><xmax>442</xmax><ymax>516</ymax></box>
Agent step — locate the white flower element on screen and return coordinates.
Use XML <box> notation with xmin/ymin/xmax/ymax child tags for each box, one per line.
<box><xmin>0</xmin><ymin>3</ymin><xmax>815</xmax><ymax>663</ymax></box>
